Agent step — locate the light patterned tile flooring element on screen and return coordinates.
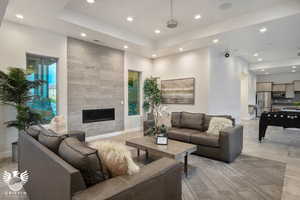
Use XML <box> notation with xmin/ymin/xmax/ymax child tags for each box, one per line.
<box><xmin>242</xmin><ymin>120</ymin><xmax>300</xmax><ymax>200</ymax></box>
<box><xmin>0</xmin><ymin>120</ymin><xmax>300</xmax><ymax>199</ymax></box>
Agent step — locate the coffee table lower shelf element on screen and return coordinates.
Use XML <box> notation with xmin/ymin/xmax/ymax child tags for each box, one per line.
<box><xmin>126</xmin><ymin>137</ymin><xmax>197</xmax><ymax>177</ymax></box>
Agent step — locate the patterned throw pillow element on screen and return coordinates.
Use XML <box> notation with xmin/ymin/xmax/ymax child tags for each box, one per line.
<box><xmin>49</xmin><ymin>115</ymin><xmax>67</xmax><ymax>135</ymax></box>
<box><xmin>89</xmin><ymin>141</ymin><xmax>140</xmax><ymax>177</ymax></box>
<box><xmin>207</xmin><ymin>117</ymin><xmax>233</xmax><ymax>136</ymax></box>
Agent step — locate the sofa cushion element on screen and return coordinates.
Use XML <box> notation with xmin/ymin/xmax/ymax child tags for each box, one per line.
<box><xmin>190</xmin><ymin>133</ymin><xmax>220</xmax><ymax>147</ymax></box>
<box><xmin>58</xmin><ymin>137</ymin><xmax>109</xmax><ymax>187</ymax></box>
<box><xmin>171</xmin><ymin>112</ymin><xmax>182</xmax><ymax>128</ymax></box>
<box><xmin>167</xmin><ymin>128</ymin><xmax>202</xmax><ymax>143</ymax></box>
<box><xmin>180</xmin><ymin>112</ymin><xmax>204</xmax><ymax>130</ymax></box>
<box><xmin>203</xmin><ymin>115</ymin><xmax>234</xmax><ymax>131</ymax></box>
<box><xmin>38</xmin><ymin>127</ymin><xmax>66</xmax><ymax>153</ymax></box>
<box><xmin>25</xmin><ymin>125</ymin><xmax>43</xmax><ymax>140</ymax></box>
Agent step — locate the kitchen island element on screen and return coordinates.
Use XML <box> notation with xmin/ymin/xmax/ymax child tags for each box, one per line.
<box><xmin>259</xmin><ymin>111</ymin><xmax>300</xmax><ymax>142</ymax></box>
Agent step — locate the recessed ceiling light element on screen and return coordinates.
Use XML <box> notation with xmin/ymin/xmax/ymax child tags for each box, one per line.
<box><xmin>16</xmin><ymin>14</ymin><xmax>24</xmax><ymax>19</ymax></box>
<box><xmin>86</xmin><ymin>0</ymin><xmax>95</xmax><ymax>4</ymax></box>
<box><xmin>253</xmin><ymin>53</ymin><xmax>259</xmax><ymax>57</ymax></box>
<box><xmin>80</xmin><ymin>33</ymin><xmax>87</xmax><ymax>37</ymax></box>
<box><xmin>292</xmin><ymin>66</ymin><xmax>297</xmax><ymax>69</ymax></box>
<box><xmin>261</xmin><ymin>69</ymin><xmax>265</xmax><ymax>72</ymax></box>
<box><xmin>213</xmin><ymin>39</ymin><xmax>219</xmax><ymax>44</ymax></box>
<box><xmin>194</xmin><ymin>14</ymin><xmax>202</xmax><ymax>20</ymax></box>
<box><xmin>179</xmin><ymin>48</ymin><xmax>183</xmax><ymax>52</ymax></box>
<box><xmin>152</xmin><ymin>54</ymin><xmax>157</xmax><ymax>58</ymax></box>
<box><xmin>258</xmin><ymin>58</ymin><xmax>263</xmax><ymax>62</ymax></box>
<box><xmin>154</xmin><ymin>29</ymin><xmax>161</xmax><ymax>34</ymax></box>
<box><xmin>126</xmin><ymin>16</ymin><xmax>134</xmax><ymax>22</ymax></box>
<box><xmin>292</xmin><ymin>70</ymin><xmax>296</xmax><ymax>73</ymax></box>
<box><xmin>124</xmin><ymin>45</ymin><xmax>128</xmax><ymax>49</ymax></box>
<box><xmin>259</xmin><ymin>27</ymin><xmax>267</xmax><ymax>33</ymax></box>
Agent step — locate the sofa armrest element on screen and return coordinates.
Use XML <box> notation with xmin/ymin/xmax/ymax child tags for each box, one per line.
<box><xmin>73</xmin><ymin>158</ymin><xmax>182</xmax><ymax>200</ymax></box>
<box><xmin>219</xmin><ymin>125</ymin><xmax>243</xmax><ymax>162</ymax></box>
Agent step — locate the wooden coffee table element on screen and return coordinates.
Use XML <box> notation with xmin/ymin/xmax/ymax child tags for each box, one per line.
<box><xmin>126</xmin><ymin>136</ymin><xmax>197</xmax><ymax>176</ymax></box>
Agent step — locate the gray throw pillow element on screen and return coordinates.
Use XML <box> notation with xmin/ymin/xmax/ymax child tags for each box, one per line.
<box><xmin>171</xmin><ymin>112</ymin><xmax>182</xmax><ymax>128</ymax></box>
<box><xmin>38</xmin><ymin>127</ymin><xmax>66</xmax><ymax>153</ymax></box>
<box><xmin>58</xmin><ymin>137</ymin><xmax>109</xmax><ymax>187</ymax></box>
<box><xmin>25</xmin><ymin>125</ymin><xmax>43</xmax><ymax>140</ymax></box>
<box><xmin>180</xmin><ymin>112</ymin><xmax>205</xmax><ymax>131</ymax></box>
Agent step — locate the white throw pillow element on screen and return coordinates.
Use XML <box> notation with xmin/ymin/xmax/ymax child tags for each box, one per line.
<box><xmin>89</xmin><ymin>141</ymin><xmax>140</xmax><ymax>177</ymax></box>
<box><xmin>207</xmin><ymin>117</ymin><xmax>233</xmax><ymax>136</ymax></box>
<box><xmin>49</xmin><ymin>115</ymin><xmax>67</xmax><ymax>135</ymax></box>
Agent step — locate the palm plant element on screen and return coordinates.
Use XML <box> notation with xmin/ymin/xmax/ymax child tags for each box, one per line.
<box><xmin>0</xmin><ymin>67</ymin><xmax>44</xmax><ymax>130</ymax></box>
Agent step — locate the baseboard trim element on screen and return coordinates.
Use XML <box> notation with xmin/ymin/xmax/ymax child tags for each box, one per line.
<box><xmin>86</xmin><ymin>131</ymin><xmax>123</xmax><ymax>142</ymax></box>
<box><xmin>86</xmin><ymin>127</ymin><xmax>143</xmax><ymax>142</ymax></box>
<box><xmin>124</xmin><ymin>127</ymin><xmax>143</xmax><ymax>133</ymax></box>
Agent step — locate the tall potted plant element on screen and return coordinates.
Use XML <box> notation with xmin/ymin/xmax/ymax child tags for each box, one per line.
<box><xmin>143</xmin><ymin>77</ymin><xmax>169</xmax><ymax>136</ymax></box>
<box><xmin>0</xmin><ymin>67</ymin><xmax>44</xmax><ymax>161</ymax></box>
<box><xmin>143</xmin><ymin>77</ymin><xmax>161</xmax><ymax>118</ymax></box>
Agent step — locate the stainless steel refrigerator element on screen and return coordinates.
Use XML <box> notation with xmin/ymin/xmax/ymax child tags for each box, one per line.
<box><xmin>256</xmin><ymin>92</ymin><xmax>272</xmax><ymax>117</ymax></box>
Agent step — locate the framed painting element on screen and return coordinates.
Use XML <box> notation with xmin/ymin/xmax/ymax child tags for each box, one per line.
<box><xmin>161</xmin><ymin>78</ymin><xmax>195</xmax><ymax>104</ymax></box>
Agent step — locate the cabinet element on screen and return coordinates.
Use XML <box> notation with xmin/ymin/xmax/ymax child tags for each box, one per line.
<box><xmin>294</xmin><ymin>80</ymin><xmax>300</xmax><ymax>91</ymax></box>
<box><xmin>257</xmin><ymin>82</ymin><xmax>272</xmax><ymax>92</ymax></box>
<box><xmin>272</xmin><ymin>84</ymin><xmax>286</xmax><ymax>92</ymax></box>
<box><xmin>285</xmin><ymin>84</ymin><xmax>295</xmax><ymax>98</ymax></box>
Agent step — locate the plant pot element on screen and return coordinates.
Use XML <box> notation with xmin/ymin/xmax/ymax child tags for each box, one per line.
<box><xmin>147</xmin><ymin>113</ymin><xmax>154</xmax><ymax>121</ymax></box>
<box><xmin>12</xmin><ymin>141</ymin><xmax>18</xmax><ymax>163</ymax></box>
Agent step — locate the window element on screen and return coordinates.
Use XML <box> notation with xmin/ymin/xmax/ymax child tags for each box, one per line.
<box><xmin>128</xmin><ymin>71</ymin><xmax>140</xmax><ymax>116</ymax></box>
<box><xmin>26</xmin><ymin>54</ymin><xmax>57</xmax><ymax>123</ymax></box>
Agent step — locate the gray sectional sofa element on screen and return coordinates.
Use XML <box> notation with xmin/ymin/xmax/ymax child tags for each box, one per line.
<box><xmin>18</xmin><ymin>128</ymin><xmax>182</xmax><ymax>200</ymax></box>
<box><xmin>168</xmin><ymin>112</ymin><xmax>243</xmax><ymax>163</ymax></box>
<box><xmin>144</xmin><ymin>112</ymin><xmax>243</xmax><ymax>163</ymax></box>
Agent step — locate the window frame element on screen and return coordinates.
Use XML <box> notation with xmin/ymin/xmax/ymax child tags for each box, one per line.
<box><xmin>26</xmin><ymin>53</ymin><xmax>59</xmax><ymax>117</ymax></box>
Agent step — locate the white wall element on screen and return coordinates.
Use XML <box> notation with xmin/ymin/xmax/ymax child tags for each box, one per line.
<box><xmin>0</xmin><ymin>21</ymin><xmax>67</xmax><ymax>157</ymax></box>
<box><xmin>208</xmin><ymin>48</ymin><xmax>253</xmax><ymax>121</ymax></box>
<box><xmin>124</xmin><ymin>52</ymin><xmax>153</xmax><ymax>131</ymax></box>
<box><xmin>152</xmin><ymin>47</ymin><xmax>253</xmax><ymax>123</ymax></box>
<box><xmin>152</xmin><ymin>48</ymin><xmax>210</xmax><ymax>113</ymax></box>
<box><xmin>257</xmin><ymin>72</ymin><xmax>300</xmax><ymax>83</ymax></box>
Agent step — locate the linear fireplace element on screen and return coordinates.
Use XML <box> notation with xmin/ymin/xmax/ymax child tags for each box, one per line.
<box><xmin>82</xmin><ymin>108</ymin><xmax>115</xmax><ymax>123</ymax></box>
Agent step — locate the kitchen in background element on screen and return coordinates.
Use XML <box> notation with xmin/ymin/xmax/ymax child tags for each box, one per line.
<box><xmin>256</xmin><ymin>80</ymin><xmax>300</xmax><ymax>117</ymax></box>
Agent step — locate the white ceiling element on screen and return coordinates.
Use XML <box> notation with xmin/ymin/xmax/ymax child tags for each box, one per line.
<box><xmin>64</xmin><ymin>0</ymin><xmax>285</xmax><ymax>39</ymax></box>
<box><xmin>2</xmin><ymin>0</ymin><xmax>300</xmax><ymax>74</ymax></box>
<box><xmin>253</xmin><ymin>65</ymin><xmax>299</xmax><ymax>75</ymax></box>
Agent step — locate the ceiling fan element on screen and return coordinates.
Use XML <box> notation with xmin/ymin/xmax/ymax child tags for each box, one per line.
<box><xmin>167</xmin><ymin>0</ymin><xmax>178</xmax><ymax>28</ymax></box>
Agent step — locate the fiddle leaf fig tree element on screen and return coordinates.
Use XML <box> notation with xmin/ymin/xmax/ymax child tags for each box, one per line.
<box><xmin>0</xmin><ymin>67</ymin><xmax>44</xmax><ymax>131</ymax></box>
<box><xmin>143</xmin><ymin>77</ymin><xmax>161</xmax><ymax>114</ymax></box>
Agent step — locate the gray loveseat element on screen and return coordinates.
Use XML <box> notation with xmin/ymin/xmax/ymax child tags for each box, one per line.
<box><xmin>167</xmin><ymin>112</ymin><xmax>243</xmax><ymax>163</ymax></box>
<box><xmin>18</xmin><ymin>129</ymin><xmax>182</xmax><ymax>200</ymax></box>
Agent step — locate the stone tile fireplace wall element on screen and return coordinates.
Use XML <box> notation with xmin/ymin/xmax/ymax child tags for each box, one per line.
<box><xmin>67</xmin><ymin>37</ymin><xmax>124</xmax><ymax>136</ymax></box>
